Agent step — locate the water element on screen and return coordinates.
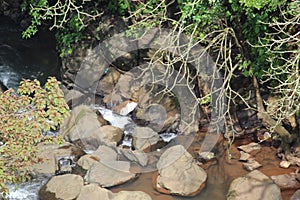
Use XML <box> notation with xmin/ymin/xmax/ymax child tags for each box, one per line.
<box><xmin>0</xmin><ymin>16</ymin><xmax>60</xmax><ymax>91</ymax></box>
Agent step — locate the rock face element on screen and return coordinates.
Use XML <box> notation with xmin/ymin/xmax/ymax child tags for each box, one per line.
<box><xmin>227</xmin><ymin>170</ymin><xmax>282</xmax><ymax>200</ymax></box>
<box><xmin>154</xmin><ymin>145</ymin><xmax>207</xmax><ymax>196</ymax></box>
<box><xmin>42</xmin><ymin>174</ymin><xmax>84</xmax><ymax>200</ymax></box>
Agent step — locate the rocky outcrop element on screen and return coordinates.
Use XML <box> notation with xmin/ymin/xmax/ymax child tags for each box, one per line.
<box><xmin>153</xmin><ymin>145</ymin><xmax>207</xmax><ymax>196</ymax></box>
<box><xmin>227</xmin><ymin>170</ymin><xmax>282</xmax><ymax>200</ymax></box>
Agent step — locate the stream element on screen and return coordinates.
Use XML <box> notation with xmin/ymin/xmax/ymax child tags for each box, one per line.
<box><xmin>0</xmin><ymin>16</ymin><xmax>297</xmax><ymax>200</ymax></box>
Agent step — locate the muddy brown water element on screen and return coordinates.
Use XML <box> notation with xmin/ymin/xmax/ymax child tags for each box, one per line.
<box><xmin>111</xmin><ymin>128</ymin><xmax>299</xmax><ymax>200</ymax></box>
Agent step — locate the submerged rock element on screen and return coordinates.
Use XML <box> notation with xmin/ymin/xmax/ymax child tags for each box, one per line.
<box><xmin>154</xmin><ymin>145</ymin><xmax>207</xmax><ymax>196</ymax></box>
<box><xmin>227</xmin><ymin>170</ymin><xmax>282</xmax><ymax>200</ymax></box>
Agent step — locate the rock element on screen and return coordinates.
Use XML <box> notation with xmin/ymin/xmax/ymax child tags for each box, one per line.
<box><xmin>280</xmin><ymin>160</ymin><xmax>291</xmax><ymax>168</ymax></box>
<box><xmin>121</xmin><ymin>149</ymin><xmax>149</xmax><ymax>167</ymax></box>
<box><xmin>92</xmin><ymin>145</ymin><xmax>118</xmax><ymax>162</ymax></box>
<box><xmin>286</xmin><ymin>154</ymin><xmax>300</xmax><ymax>166</ymax></box>
<box><xmin>77</xmin><ymin>155</ymin><xmax>99</xmax><ymax>170</ymax></box>
<box><xmin>77</xmin><ymin>184</ymin><xmax>112</xmax><ymax>200</ymax></box>
<box><xmin>84</xmin><ymin>161</ymin><xmax>137</xmax><ymax>187</ymax></box>
<box><xmin>238</xmin><ymin>142</ymin><xmax>261</xmax><ymax>153</ymax></box>
<box><xmin>30</xmin><ymin>142</ymin><xmax>84</xmax><ymax>175</ymax></box>
<box><xmin>96</xmin><ymin>125</ymin><xmax>124</xmax><ymax>146</ymax></box>
<box><xmin>64</xmin><ymin>89</ymin><xmax>86</xmax><ymax>108</ymax></box>
<box><xmin>154</xmin><ymin>145</ymin><xmax>207</xmax><ymax>196</ymax></box>
<box><xmin>112</xmin><ymin>190</ymin><xmax>152</xmax><ymax>200</ymax></box>
<box><xmin>43</xmin><ymin>174</ymin><xmax>84</xmax><ymax>200</ymax></box>
<box><xmin>76</xmin><ymin>184</ymin><xmax>152</xmax><ymax>200</ymax></box>
<box><xmin>96</xmin><ymin>67</ymin><xmax>121</xmax><ymax>96</ymax></box>
<box><xmin>239</xmin><ymin>151</ymin><xmax>251</xmax><ymax>162</ymax></box>
<box><xmin>60</xmin><ymin>105</ymin><xmax>101</xmax><ymax>145</ymax></box>
<box><xmin>271</xmin><ymin>174</ymin><xmax>299</xmax><ymax>189</ymax></box>
<box><xmin>198</xmin><ymin>151</ymin><xmax>215</xmax><ymax>162</ymax></box>
<box><xmin>113</xmin><ymin>100</ymin><xmax>138</xmax><ymax>116</ymax></box>
<box><xmin>290</xmin><ymin>189</ymin><xmax>300</xmax><ymax>200</ymax></box>
<box><xmin>243</xmin><ymin>158</ymin><xmax>262</xmax><ymax>171</ymax></box>
<box><xmin>227</xmin><ymin>170</ymin><xmax>282</xmax><ymax>200</ymax></box>
<box><xmin>132</xmin><ymin>126</ymin><xmax>160</xmax><ymax>151</ymax></box>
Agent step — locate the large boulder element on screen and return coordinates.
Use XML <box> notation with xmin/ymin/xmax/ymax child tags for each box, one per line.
<box><xmin>84</xmin><ymin>161</ymin><xmax>137</xmax><ymax>187</ymax></box>
<box><xmin>61</xmin><ymin>105</ymin><xmax>120</xmax><ymax>150</ymax></box>
<box><xmin>154</xmin><ymin>145</ymin><xmax>207</xmax><ymax>196</ymax></box>
<box><xmin>227</xmin><ymin>170</ymin><xmax>282</xmax><ymax>200</ymax></box>
<box><xmin>40</xmin><ymin>174</ymin><xmax>84</xmax><ymax>200</ymax></box>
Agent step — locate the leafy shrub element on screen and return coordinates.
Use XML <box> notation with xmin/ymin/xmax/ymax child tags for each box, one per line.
<box><xmin>0</xmin><ymin>77</ymin><xmax>69</xmax><ymax>196</ymax></box>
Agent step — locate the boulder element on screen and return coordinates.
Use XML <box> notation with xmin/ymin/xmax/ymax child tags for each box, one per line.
<box><xmin>154</xmin><ymin>145</ymin><xmax>207</xmax><ymax>196</ymax></box>
<box><xmin>92</xmin><ymin>145</ymin><xmax>119</xmax><ymax>161</ymax></box>
<box><xmin>77</xmin><ymin>154</ymin><xmax>99</xmax><ymax>170</ymax></box>
<box><xmin>271</xmin><ymin>173</ymin><xmax>299</xmax><ymax>189</ymax></box>
<box><xmin>60</xmin><ymin>105</ymin><xmax>101</xmax><ymax>144</ymax></box>
<box><xmin>227</xmin><ymin>170</ymin><xmax>282</xmax><ymax>200</ymax></box>
<box><xmin>84</xmin><ymin>161</ymin><xmax>137</xmax><ymax>187</ymax></box>
<box><xmin>121</xmin><ymin>149</ymin><xmax>149</xmax><ymax>167</ymax></box>
<box><xmin>96</xmin><ymin>125</ymin><xmax>123</xmax><ymax>146</ymax></box>
<box><xmin>96</xmin><ymin>67</ymin><xmax>121</xmax><ymax>97</ymax></box>
<box><xmin>239</xmin><ymin>151</ymin><xmax>251</xmax><ymax>162</ymax></box>
<box><xmin>290</xmin><ymin>189</ymin><xmax>300</xmax><ymax>200</ymax></box>
<box><xmin>30</xmin><ymin>142</ymin><xmax>84</xmax><ymax>175</ymax></box>
<box><xmin>132</xmin><ymin>126</ymin><xmax>160</xmax><ymax>151</ymax></box>
<box><xmin>77</xmin><ymin>184</ymin><xmax>112</xmax><ymax>200</ymax></box>
<box><xmin>76</xmin><ymin>184</ymin><xmax>152</xmax><ymax>200</ymax></box>
<box><xmin>41</xmin><ymin>174</ymin><xmax>84</xmax><ymax>200</ymax></box>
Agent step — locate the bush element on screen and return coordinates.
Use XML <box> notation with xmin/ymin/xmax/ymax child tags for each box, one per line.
<box><xmin>0</xmin><ymin>77</ymin><xmax>69</xmax><ymax>196</ymax></box>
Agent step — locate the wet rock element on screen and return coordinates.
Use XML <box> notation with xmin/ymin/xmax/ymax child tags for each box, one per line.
<box><xmin>30</xmin><ymin>142</ymin><xmax>84</xmax><ymax>175</ymax></box>
<box><xmin>243</xmin><ymin>158</ymin><xmax>262</xmax><ymax>171</ymax></box>
<box><xmin>290</xmin><ymin>189</ymin><xmax>300</xmax><ymax>200</ymax></box>
<box><xmin>132</xmin><ymin>126</ymin><xmax>160</xmax><ymax>151</ymax></box>
<box><xmin>154</xmin><ymin>145</ymin><xmax>207</xmax><ymax>196</ymax></box>
<box><xmin>121</xmin><ymin>149</ymin><xmax>148</xmax><ymax>167</ymax></box>
<box><xmin>77</xmin><ymin>184</ymin><xmax>112</xmax><ymax>200</ymax></box>
<box><xmin>96</xmin><ymin>67</ymin><xmax>121</xmax><ymax>97</ymax></box>
<box><xmin>84</xmin><ymin>161</ymin><xmax>137</xmax><ymax>187</ymax></box>
<box><xmin>271</xmin><ymin>174</ymin><xmax>299</xmax><ymax>189</ymax></box>
<box><xmin>42</xmin><ymin>174</ymin><xmax>84</xmax><ymax>200</ymax></box>
<box><xmin>239</xmin><ymin>151</ymin><xmax>251</xmax><ymax>162</ymax></box>
<box><xmin>227</xmin><ymin>170</ymin><xmax>282</xmax><ymax>200</ymax></box>
<box><xmin>280</xmin><ymin>160</ymin><xmax>291</xmax><ymax>169</ymax></box>
<box><xmin>238</xmin><ymin>142</ymin><xmax>261</xmax><ymax>153</ymax></box>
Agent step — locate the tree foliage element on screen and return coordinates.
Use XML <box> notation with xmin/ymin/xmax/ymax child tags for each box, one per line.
<box><xmin>0</xmin><ymin>77</ymin><xmax>69</xmax><ymax>196</ymax></box>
